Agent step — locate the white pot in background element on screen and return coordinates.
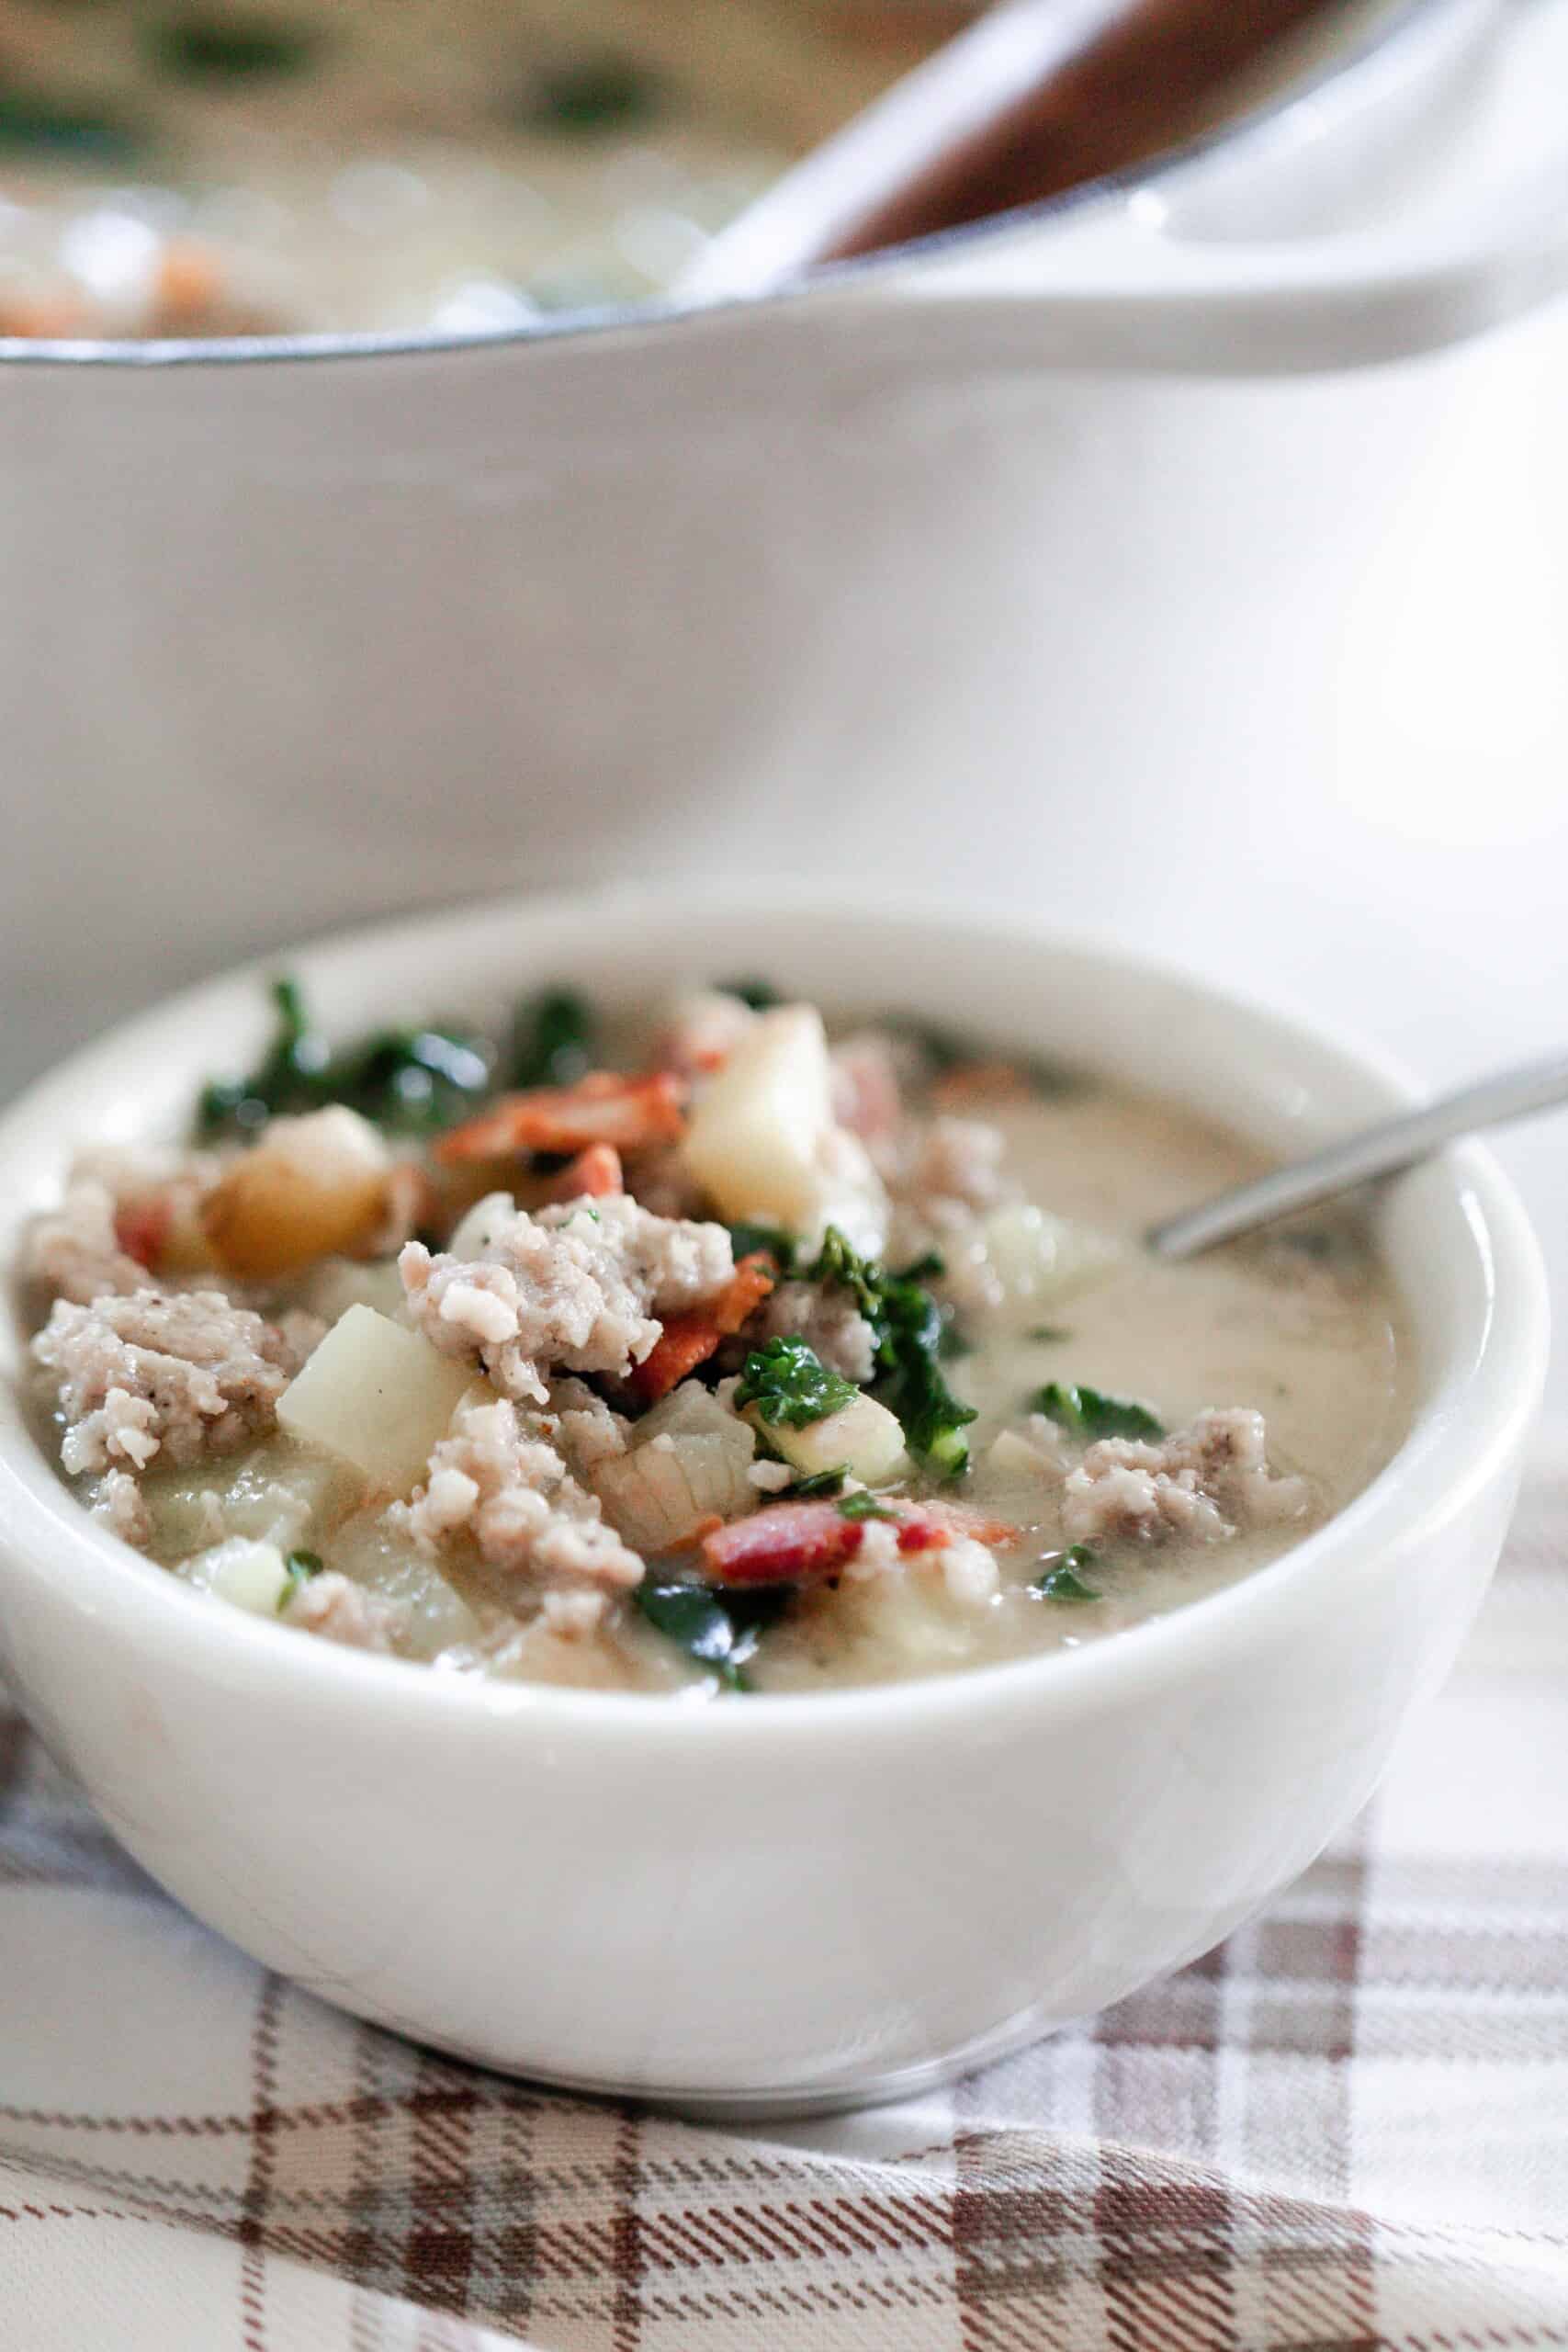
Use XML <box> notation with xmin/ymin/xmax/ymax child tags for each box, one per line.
<box><xmin>3</xmin><ymin>0</ymin><xmax>1567</xmax><ymax>1097</ymax></box>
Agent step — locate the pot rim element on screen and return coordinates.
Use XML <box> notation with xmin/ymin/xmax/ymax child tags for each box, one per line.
<box><xmin>0</xmin><ymin>881</ymin><xmax>1548</xmax><ymax>1747</ymax></box>
<box><xmin>0</xmin><ymin>0</ymin><xmax>1443</xmax><ymax>372</ymax></box>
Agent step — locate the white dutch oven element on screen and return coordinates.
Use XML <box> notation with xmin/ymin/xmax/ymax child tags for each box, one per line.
<box><xmin>4</xmin><ymin>0</ymin><xmax>1568</xmax><ymax>1098</ymax></box>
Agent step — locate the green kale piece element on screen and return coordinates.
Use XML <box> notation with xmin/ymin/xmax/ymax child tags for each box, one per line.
<box><xmin>806</xmin><ymin>1227</ymin><xmax>976</xmax><ymax>1477</ymax></box>
<box><xmin>632</xmin><ymin>1579</ymin><xmax>790</xmax><ymax>1692</ymax></box>
<box><xmin>735</xmin><ymin>1337</ymin><xmax>859</xmax><ymax>1430</ymax></box>
<box><xmin>1033</xmin><ymin>1544</ymin><xmax>1101</xmax><ymax>1602</ymax></box>
<box><xmin>718</xmin><ymin>978</ymin><xmax>781</xmax><ymax>1012</ymax></box>
<box><xmin>512</xmin><ymin>989</ymin><xmax>595</xmax><ymax>1089</ymax></box>
<box><xmin>1034</xmin><ymin>1384</ymin><xmax>1164</xmax><ymax>1442</ymax></box>
<box><xmin>837</xmin><ymin>1492</ymin><xmax>896</xmax><ymax>1524</ymax></box>
<box><xmin>728</xmin><ymin>1222</ymin><xmax>798</xmax><ymax>1274</ymax></box>
<box><xmin>277</xmin><ymin>1547</ymin><xmax>324</xmax><ymax>1611</ymax></box>
<box><xmin>198</xmin><ymin>977</ymin><xmax>493</xmax><ymax>1139</ymax></box>
<box><xmin>521</xmin><ymin>55</ymin><xmax>659</xmax><ymax>132</ymax></box>
<box><xmin>785</xmin><ymin>1465</ymin><xmax>849</xmax><ymax>1499</ymax></box>
<box><xmin>152</xmin><ymin>13</ymin><xmax>316</xmax><ymax>77</ymax></box>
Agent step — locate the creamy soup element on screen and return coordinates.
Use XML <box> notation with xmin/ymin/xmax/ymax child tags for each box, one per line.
<box><xmin>22</xmin><ymin>977</ymin><xmax>1412</xmax><ymax>1696</ymax></box>
<box><xmin>0</xmin><ymin>0</ymin><xmax>983</xmax><ymax>336</ymax></box>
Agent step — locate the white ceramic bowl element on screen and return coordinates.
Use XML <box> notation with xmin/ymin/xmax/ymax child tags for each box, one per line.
<box><xmin>0</xmin><ymin>890</ymin><xmax>1547</xmax><ymax>2116</ymax></box>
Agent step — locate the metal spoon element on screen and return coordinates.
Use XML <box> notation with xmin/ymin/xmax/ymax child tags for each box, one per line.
<box><xmin>1146</xmin><ymin>1048</ymin><xmax>1568</xmax><ymax>1260</ymax></box>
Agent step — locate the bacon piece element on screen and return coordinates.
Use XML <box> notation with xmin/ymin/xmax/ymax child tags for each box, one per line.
<box><xmin>0</xmin><ymin>293</ymin><xmax>90</xmax><ymax>339</ymax></box>
<box><xmin>631</xmin><ymin>1318</ymin><xmax>718</xmax><ymax>1403</ymax></box>
<box><xmin>928</xmin><ymin>1060</ymin><xmax>1032</xmax><ymax>1112</ymax></box>
<box><xmin>629</xmin><ymin>1252</ymin><xmax>776</xmax><ymax>1405</ymax></box>
<box><xmin>543</xmin><ymin>1144</ymin><xmax>625</xmax><ymax>1204</ymax></box>
<box><xmin>153</xmin><ymin>240</ymin><xmax>224</xmax><ymax>329</ymax></box>
<box><xmin>715</xmin><ymin>1252</ymin><xmax>778</xmax><ymax>1332</ymax></box>
<box><xmin>113</xmin><ymin>1197</ymin><xmax>173</xmax><ymax>1272</ymax></box>
<box><xmin>701</xmin><ymin>1497</ymin><xmax>1017</xmax><ymax>1586</ymax></box>
<box><xmin>434</xmin><ymin>1072</ymin><xmax>687</xmax><ymax>1164</ymax></box>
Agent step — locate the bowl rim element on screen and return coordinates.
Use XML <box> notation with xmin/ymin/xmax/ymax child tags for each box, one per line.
<box><xmin>0</xmin><ymin>881</ymin><xmax>1548</xmax><ymax>1744</ymax></box>
<box><xmin>0</xmin><ymin>0</ymin><xmax>1444</xmax><ymax>371</ymax></box>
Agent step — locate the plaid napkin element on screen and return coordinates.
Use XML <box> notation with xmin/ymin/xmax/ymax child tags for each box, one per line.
<box><xmin>5</xmin><ymin>1434</ymin><xmax>1568</xmax><ymax>2352</ymax></box>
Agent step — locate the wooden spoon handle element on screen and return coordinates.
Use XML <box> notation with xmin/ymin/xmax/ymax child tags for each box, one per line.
<box><xmin>825</xmin><ymin>0</ymin><xmax>1357</xmax><ymax>261</ymax></box>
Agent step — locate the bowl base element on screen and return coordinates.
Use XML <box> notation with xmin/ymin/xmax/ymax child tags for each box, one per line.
<box><xmin>406</xmin><ymin>2007</ymin><xmax>1065</xmax><ymax>2123</ymax></box>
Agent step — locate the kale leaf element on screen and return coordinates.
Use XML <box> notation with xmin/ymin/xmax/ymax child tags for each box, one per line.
<box><xmin>807</xmin><ymin>1227</ymin><xmax>976</xmax><ymax>1477</ymax></box>
<box><xmin>632</xmin><ymin>1579</ymin><xmax>790</xmax><ymax>1692</ymax></box>
<box><xmin>277</xmin><ymin>1547</ymin><xmax>324</xmax><ymax>1611</ymax></box>
<box><xmin>1034</xmin><ymin>1384</ymin><xmax>1164</xmax><ymax>1442</ymax></box>
<box><xmin>1033</xmin><ymin>1544</ymin><xmax>1101</xmax><ymax>1602</ymax></box>
<box><xmin>735</xmin><ymin>1337</ymin><xmax>859</xmax><ymax>1429</ymax></box>
<box><xmin>521</xmin><ymin>55</ymin><xmax>659</xmax><ymax>133</ymax></box>
<box><xmin>785</xmin><ymin>1465</ymin><xmax>849</xmax><ymax>1499</ymax></box>
<box><xmin>152</xmin><ymin>14</ymin><xmax>317</xmax><ymax>79</ymax></box>
<box><xmin>0</xmin><ymin>93</ymin><xmax>146</xmax><ymax>161</ymax></box>
<box><xmin>837</xmin><ymin>1491</ymin><xmax>896</xmax><ymax>1524</ymax></box>
<box><xmin>728</xmin><ymin>1221</ymin><xmax>798</xmax><ymax>1274</ymax></box>
<box><xmin>512</xmin><ymin>988</ymin><xmax>595</xmax><ymax>1089</ymax></box>
<box><xmin>718</xmin><ymin>978</ymin><xmax>781</xmax><ymax>1012</ymax></box>
<box><xmin>198</xmin><ymin>977</ymin><xmax>493</xmax><ymax>1139</ymax></box>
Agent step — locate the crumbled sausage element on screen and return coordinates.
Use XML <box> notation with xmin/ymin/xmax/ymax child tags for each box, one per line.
<box><xmin>553</xmin><ymin>1195</ymin><xmax>733</xmax><ymax>1315</ymax></box>
<box><xmin>399</xmin><ymin>1196</ymin><xmax>735</xmax><ymax>1401</ymax></box>
<box><xmin>1061</xmin><ymin>1408</ymin><xmax>1309</xmax><ymax>1546</ymax></box>
<box><xmin>33</xmin><ymin>1287</ymin><xmax>300</xmax><ymax>1476</ymax></box>
<box><xmin>24</xmin><ymin>1181</ymin><xmax>149</xmax><ymax>1306</ymax></box>
<box><xmin>94</xmin><ymin>1467</ymin><xmax>152</xmax><ymax>1550</ymax></box>
<box><xmin>548</xmin><ymin>1376</ymin><xmax>632</xmax><ymax>1477</ymax></box>
<box><xmin>387</xmin><ymin>1395</ymin><xmax>644</xmax><ymax>1592</ymax></box>
<box><xmin>905</xmin><ymin>1117</ymin><xmax>1010</xmax><ymax>1215</ymax></box>
<box><xmin>829</xmin><ymin>1033</ymin><xmax>907</xmax><ymax>1154</ymax></box>
<box><xmin>282</xmin><ymin>1570</ymin><xmax>405</xmax><ymax>1653</ymax></box>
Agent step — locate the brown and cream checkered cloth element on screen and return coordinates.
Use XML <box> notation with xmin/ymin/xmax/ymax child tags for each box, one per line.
<box><xmin>6</xmin><ymin>1433</ymin><xmax>1568</xmax><ymax>2352</ymax></box>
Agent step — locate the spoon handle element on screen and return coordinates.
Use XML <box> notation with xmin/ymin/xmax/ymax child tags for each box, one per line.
<box><xmin>1147</xmin><ymin>1048</ymin><xmax>1568</xmax><ymax>1260</ymax></box>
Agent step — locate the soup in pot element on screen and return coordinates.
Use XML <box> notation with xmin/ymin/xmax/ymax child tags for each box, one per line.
<box><xmin>0</xmin><ymin>0</ymin><xmax>984</xmax><ymax>336</ymax></box>
<box><xmin>21</xmin><ymin>970</ymin><xmax>1413</xmax><ymax>1696</ymax></box>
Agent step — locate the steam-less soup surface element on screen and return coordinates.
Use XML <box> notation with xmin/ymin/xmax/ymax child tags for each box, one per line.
<box><xmin>0</xmin><ymin>0</ymin><xmax>984</xmax><ymax>337</ymax></box>
<box><xmin>22</xmin><ymin>977</ymin><xmax>1412</xmax><ymax>1696</ymax></box>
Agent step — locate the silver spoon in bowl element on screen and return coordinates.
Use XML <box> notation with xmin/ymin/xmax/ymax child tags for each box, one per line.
<box><xmin>1147</xmin><ymin>1049</ymin><xmax>1568</xmax><ymax>1260</ymax></box>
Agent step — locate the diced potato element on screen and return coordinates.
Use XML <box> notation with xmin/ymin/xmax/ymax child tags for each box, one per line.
<box><xmin>683</xmin><ymin>1006</ymin><xmax>835</xmax><ymax>1228</ymax></box>
<box><xmin>186</xmin><ymin>1536</ymin><xmax>292</xmax><ymax>1617</ymax></box>
<box><xmin>745</xmin><ymin>1389</ymin><xmax>908</xmax><ymax>1485</ymax></box>
<box><xmin>203</xmin><ymin>1107</ymin><xmax>391</xmax><ymax>1280</ymax></box>
<box><xmin>978</xmin><ymin>1204</ymin><xmax>1124</xmax><ymax>1306</ymax></box>
<box><xmin>276</xmin><ymin>1305</ymin><xmax>472</xmax><ymax>1498</ymax></box>
<box><xmin>986</xmin><ymin>1424</ymin><xmax>1065</xmax><ymax>1484</ymax></box>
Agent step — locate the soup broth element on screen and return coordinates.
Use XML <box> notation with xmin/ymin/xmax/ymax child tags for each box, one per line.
<box><xmin>22</xmin><ymin>977</ymin><xmax>1413</xmax><ymax>1696</ymax></box>
<box><xmin>0</xmin><ymin>0</ymin><xmax>983</xmax><ymax>335</ymax></box>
